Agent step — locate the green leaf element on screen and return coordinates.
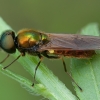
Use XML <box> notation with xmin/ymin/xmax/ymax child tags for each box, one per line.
<box><xmin>71</xmin><ymin>23</ymin><xmax>100</xmax><ymax>100</ymax></box>
<box><xmin>0</xmin><ymin>18</ymin><xmax>77</xmax><ymax>100</ymax></box>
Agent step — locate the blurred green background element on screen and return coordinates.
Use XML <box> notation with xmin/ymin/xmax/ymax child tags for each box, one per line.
<box><xmin>0</xmin><ymin>0</ymin><xmax>100</xmax><ymax>100</ymax></box>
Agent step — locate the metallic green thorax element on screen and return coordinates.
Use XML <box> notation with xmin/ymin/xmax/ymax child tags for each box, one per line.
<box><xmin>17</xmin><ymin>30</ymin><xmax>49</xmax><ymax>48</ymax></box>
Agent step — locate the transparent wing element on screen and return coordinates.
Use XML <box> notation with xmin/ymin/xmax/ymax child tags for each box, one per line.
<box><xmin>38</xmin><ymin>33</ymin><xmax>100</xmax><ymax>51</ymax></box>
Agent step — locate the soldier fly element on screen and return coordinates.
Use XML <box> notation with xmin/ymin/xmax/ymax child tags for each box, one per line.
<box><xmin>0</xmin><ymin>29</ymin><xmax>100</xmax><ymax>91</ymax></box>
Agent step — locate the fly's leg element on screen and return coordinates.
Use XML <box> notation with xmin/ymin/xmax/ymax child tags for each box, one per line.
<box><xmin>42</xmin><ymin>52</ymin><xmax>60</xmax><ymax>59</ymax></box>
<box><xmin>32</xmin><ymin>52</ymin><xmax>59</xmax><ymax>86</ymax></box>
<box><xmin>32</xmin><ymin>54</ymin><xmax>43</xmax><ymax>86</ymax></box>
<box><xmin>2</xmin><ymin>53</ymin><xmax>23</xmax><ymax>69</ymax></box>
<box><xmin>62</xmin><ymin>57</ymin><xmax>82</xmax><ymax>91</ymax></box>
<box><xmin>44</xmin><ymin>53</ymin><xmax>82</xmax><ymax>90</ymax></box>
<box><xmin>36</xmin><ymin>52</ymin><xmax>82</xmax><ymax>90</ymax></box>
<box><xmin>0</xmin><ymin>54</ymin><xmax>9</xmax><ymax>63</ymax></box>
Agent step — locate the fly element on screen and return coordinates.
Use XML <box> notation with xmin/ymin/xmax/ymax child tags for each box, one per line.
<box><xmin>1</xmin><ymin>29</ymin><xmax>100</xmax><ymax>91</ymax></box>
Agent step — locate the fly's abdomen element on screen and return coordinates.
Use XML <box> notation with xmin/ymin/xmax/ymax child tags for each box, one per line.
<box><xmin>53</xmin><ymin>50</ymin><xmax>95</xmax><ymax>58</ymax></box>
